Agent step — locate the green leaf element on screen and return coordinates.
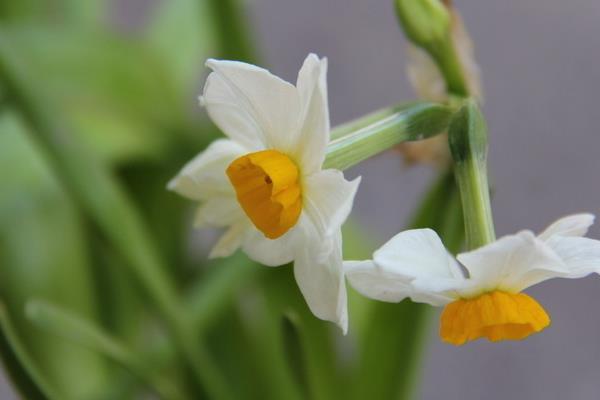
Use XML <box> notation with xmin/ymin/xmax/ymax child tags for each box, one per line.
<box><xmin>0</xmin><ymin>32</ymin><xmax>234</xmax><ymax>399</ymax></box>
<box><xmin>0</xmin><ymin>0</ymin><xmax>105</xmax><ymax>26</ymax></box>
<box><xmin>26</xmin><ymin>299</ymin><xmax>186</xmax><ymax>400</ymax></box>
<box><xmin>3</xmin><ymin>26</ymin><xmax>184</xmax><ymax>164</ymax></box>
<box><xmin>146</xmin><ymin>0</ymin><xmax>218</xmax><ymax>94</ymax></box>
<box><xmin>0</xmin><ymin>303</ymin><xmax>58</xmax><ymax>400</ymax></box>
<box><xmin>0</xmin><ymin>112</ymin><xmax>111</xmax><ymax>399</ymax></box>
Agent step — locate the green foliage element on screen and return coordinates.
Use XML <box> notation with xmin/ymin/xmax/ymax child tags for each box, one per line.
<box><xmin>0</xmin><ymin>113</ymin><xmax>111</xmax><ymax>399</ymax></box>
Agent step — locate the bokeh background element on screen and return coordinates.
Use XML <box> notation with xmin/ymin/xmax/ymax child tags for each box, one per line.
<box><xmin>2</xmin><ymin>0</ymin><xmax>600</xmax><ymax>399</ymax></box>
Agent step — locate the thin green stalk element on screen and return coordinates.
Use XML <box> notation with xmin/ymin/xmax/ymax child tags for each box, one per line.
<box><xmin>25</xmin><ymin>300</ymin><xmax>185</xmax><ymax>400</ymax></box>
<box><xmin>394</xmin><ymin>0</ymin><xmax>469</xmax><ymax>97</ymax></box>
<box><xmin>0</xmin><ymin>34</ymin><xmax>232</xmax><ymax>399</ymax></box>
<box><xmin>324</xmin><ymin>102</ymin><xmax>453</xmax><ymax>171</ymax></box>
<box><xmin>448</xmin><ymin>100</ymin><xmax>495</xmax><ymax>249</ymax></box>
<box><xmin>430</xmin><ymin>38</ymin><xmax>470</xmax><ymax>97</ymax></box>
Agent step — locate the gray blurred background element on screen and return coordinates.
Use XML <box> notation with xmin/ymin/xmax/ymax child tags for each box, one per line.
<box><xmin>247</xmin><ymin>0</ymin><xmax>600</xmax><ymax>399</ymax></box>
<box><xmin>2</xmin><ymin>0</ymin><xmax>600</xmax><ymax>398</ymax></box>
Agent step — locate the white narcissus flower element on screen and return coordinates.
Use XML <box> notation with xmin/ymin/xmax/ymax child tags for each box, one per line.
<box><xmin>345</xmin><ymin>214</ymin><xmax>600</xmax><ymax>345</ymax></box>
<box><xmin>168</xmin><ymin>54</ymin><xmax>360</xmax><ymax>332</ymax></box>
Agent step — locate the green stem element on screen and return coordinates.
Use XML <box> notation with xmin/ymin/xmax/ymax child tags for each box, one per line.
<box><xmin>324</xmin><ymin>102</ymin><xmax>453</xmax><ymax>171</ymax></box>
<box><xmin>448</xmin><ymin>100</ymin><xmax>495</xmax><ymax>249</ymax></box>
<box><xmin>0</xmin><ymin>34</ymin><xmax>232</xmax><ymax>399</ymax></box>
<box><xmin>430</xmin><ymin>38</ymin><xmax>470</xmax><ymax>97</ymax></box>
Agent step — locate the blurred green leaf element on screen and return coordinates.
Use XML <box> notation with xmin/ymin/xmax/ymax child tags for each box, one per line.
<box><xmin>26</xmin><ymin>299</ymin><xmax>186</xmax><ymax>400</ymax></box>
<box><xmin>0</xmin><ymin>303</ymin><xmax>58</xmax><ymax>400</ymax></box>
<box><xmin>0</xmin><ymin>33</ymin><xmax>234</xmax><ymax>397</ymax></box>
<box><xmin>3</xmin><ymin>26</ymin><xmax>185</xmax><ymax>164</ymax></box>
<box><xmin>0</xmin><ymin>0</ymin><xmax>105</xmax><ymax>26</ymax></box>
<box><xmin>146</xmin><ymin>0</ymin><xmax>218</xmax><ymax>95</ymax></box>
<box><xmin>0</xmin><ymin>112</ymin><xmax>112</xmax><ymax>399</ymax></box>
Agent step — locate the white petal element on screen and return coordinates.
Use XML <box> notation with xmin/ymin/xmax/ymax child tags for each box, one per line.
<box><xmin>373</xmin><ymin>229</ymin><xmax>464</xmax><ymax>280</ymax></box>
<box><xmin>538</xmin><ymin>213</ymin><xmax>595</xmax><ymax>241</ymax></box>
<box><xmin>167</xmin><ymin>139</ymin><xmax>244</xmax><ymax>201</ymax></box>
<box><xmin>294</xmin><ymin>226</ymin><xmax>348</xmax><ymax>333</ymax></box>
<box><xmin>458</xmin><ymin>231</ymin><xmax>566</xmax><ymax>292</ymax></box>
<box><xmin>241</xmin><ymin>225</ymin><xmax>297</xmax><ymax>267</ymax></box>
<box><xmin>194</xmin><ymin>196</ymin><xmax>243</xmax><ymax>228</ymax></box>
<box><xmin>292</xmin><ymin>54</ymin><xmax>330</xmax><ymax>174</ymax></box>
<box><xmin>209</xmin><ymin>222</ymin><xmax>248</xmax><ymax>259</ymax></box>
<box><xmin>345</xmin><ymin>260</ymin><xmax>453</xmax><ymax>306</ymax></box>
<box><xmin>302</xmin><ymin>170</ymin><xmax>360</xmax><ymax>246</ymax></box>
<box><xmin>203</xmin><ymin>59</ymin><xmax>299</xmax><ymax>151</ymax></box>
<box><xmin>545</xmin><ymin>236</ymin><xmax>600</xmax><ymax>278</ymax></box>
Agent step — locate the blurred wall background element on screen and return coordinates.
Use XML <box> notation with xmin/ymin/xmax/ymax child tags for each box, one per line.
<box><xmin>2</xmin><ymin>0</ymin><xmax>600</xmax><ymax>399</ymax></box>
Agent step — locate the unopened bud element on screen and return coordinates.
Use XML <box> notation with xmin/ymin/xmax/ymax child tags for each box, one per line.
<box><xmin>394</xmin><ymin>0</ymin><xmax>450</xmax><ymax>49</ymax></box>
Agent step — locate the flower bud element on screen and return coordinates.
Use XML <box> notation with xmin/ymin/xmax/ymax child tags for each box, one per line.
<box><xmin>394</xmin><ymin>0</ymin><xmax>451</xmax><ymax>49</ymax></box>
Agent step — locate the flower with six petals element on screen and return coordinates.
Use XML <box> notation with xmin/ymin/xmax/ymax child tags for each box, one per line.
<box><xmin>168</xmin><ymin>54</ymin><xmax>360</xmax><ymax>332</ymax></box>
<box><xmin>345</xmin><ymin>214</ymin><xmax>600</xmax><ymax>344</ymax></box>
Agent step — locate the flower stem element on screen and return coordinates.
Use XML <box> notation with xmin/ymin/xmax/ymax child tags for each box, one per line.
<box><xmin>324</xmin><ymin>101</ymin><xmax>454</xmax><ymax>171</ymax></box>
<box><xmin>448</xmin><ymin>99</ymin><xmax>495</xmax><ymax>249</ymax></box>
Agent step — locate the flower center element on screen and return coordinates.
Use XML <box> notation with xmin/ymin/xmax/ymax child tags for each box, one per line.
<box><xmin>439</xmin><ymin>291</ymin><xmax>550</xmax><ymax>345</ymax></box>
<box><xmin>226</xmin><ymin>150</ymin><xmax>302</xmax><ymax>239</ymax></box>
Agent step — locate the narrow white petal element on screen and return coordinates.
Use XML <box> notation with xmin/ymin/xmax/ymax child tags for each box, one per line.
<box><xmin>345</xmin><ymin>260</ymin><xmax>413</xmax><ymax>303</ymax></box>
<box><xmin>209</xmin><ymin>222</ymin><xmax>248</xmax><ymax>259</ymax></box>
<box><xmin>345</xmin><ymin>260</ymin><xmax>453</xmax><ymax>306</ymax></box>
<box><xmin>293</xmin><ymin>54</ymin><xmax>330</xmax><ymax>174</ymax></box>
<box><xmin>241</xmin><ymin>226</ymin><xmax>297</xmax><ymax>267</ymax></box>
<box><xmin>545</xmin><ymin>236</ymin><xmax>600</xmax><ymax>278</ymax></box>
<box><xmin>303</xmin><ymin>170</ymin><xmax>360</xmax><ymax>242</ymax></box>
<box><xmin>373</xmin><ymin>229</ymin><xmax>464</xmax><ymax>281</ymax></box>
<box><xmin>194</xmin><ymin>196</ymin><xmax>243</xmax><ymax>228</ymax></box>
<box><xmin>167</xmin><ymin>139</ymin><xmax>244</xmax><ymax>201</ymax></box>
<box><xmin>204</xmin><ymin>59</ymin><xmax>299</xmax><ymax>151</ymax></box>
<box><xmin>538</xmin><ymin>213</ymin><xmax>595</xmax><ymax>241</ymax></box>
<box><xmin>458</xmin><ymin>231</ymin><xmax>566</xmax><ymax>292</ymax></box>
<box><xmin>294</xmin><ymin>225</ymin><xmax>348</xmax><ymax>333</ymax></box>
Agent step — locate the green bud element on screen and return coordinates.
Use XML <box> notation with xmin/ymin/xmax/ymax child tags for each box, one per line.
<box><xmin>394</xmin><ymin>0</ymin><xmax>450</xmax><ymax>48</ymax></box>
<box><xmin>448</xmin><ymin>100</ymin><xmax>495</xmax><ymax>249</ymax></box>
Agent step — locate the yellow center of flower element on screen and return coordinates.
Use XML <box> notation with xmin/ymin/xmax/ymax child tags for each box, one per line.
<box><xmin>226</xmin><ymin>150</ymin><xmax>302</xmax><ymax>239</ymax></box>
<box><xmin>440</xmin><ymin>291</ymin><xmax>550</xmax><ymax>345</ymax></box>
